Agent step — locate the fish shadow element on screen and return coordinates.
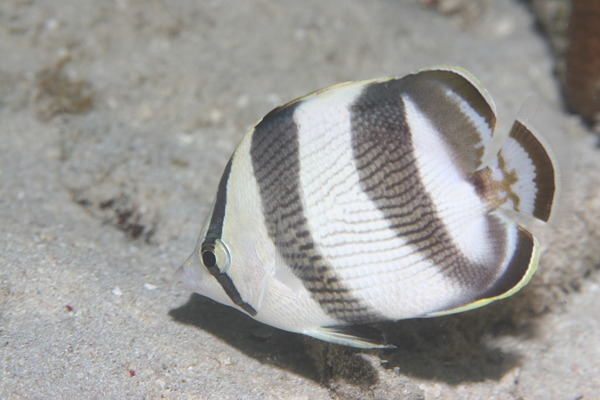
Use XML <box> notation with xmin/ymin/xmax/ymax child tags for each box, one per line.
<box><xmin>169</xmin><ymin>293</ymin><xmax>534</xmax><ymax>386</ymax></box>
<box><xmin>378</xmin><ymin>299</ymin><xmax>533</xmax><ymax>385</ymax></box>
<box><xmin>169</xmin><ymin>293</ymin><xmax>321</xmax><ymax>381</ymax></box>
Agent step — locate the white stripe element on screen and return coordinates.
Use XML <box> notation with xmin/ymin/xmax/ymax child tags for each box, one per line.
<box><xmin>404</xmin><ymin>96</ymin><xmax>495</xmax><ymax>266</ymax></box>
<box><xmin>222</xmin><ymin>134</ymin><xmax>339</xmax><ymax>332</ymax></box>
<box><xmin>294</xmin><ymin>84</ymin><xmax>471</xmax><ymax>318</ymax></box>
<box><xmin>494</xmin><ymin>137</ymin><xmax>538</xmax><ymax>216</ymax></box>
<box><xmin>446</xmin><ymin>88</ymin><xmax>493</xmax><ymax>147</ymax></box>
<box><xmin>444</xmin><ymin>86</ymin><xmax>499</xmax><ymax>171</ymax></box>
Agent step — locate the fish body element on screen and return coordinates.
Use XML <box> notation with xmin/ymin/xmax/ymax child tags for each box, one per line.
<box><xmin>177</xmin><ymin>67</ymin><xmax>562</xmax><ymax>348</ymax></box>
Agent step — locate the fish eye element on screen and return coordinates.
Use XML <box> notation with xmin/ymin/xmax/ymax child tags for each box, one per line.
<box><xmin>200</xmin><ymin>238</ymin><xmax>231</xmax><ymax>274</ymax></box>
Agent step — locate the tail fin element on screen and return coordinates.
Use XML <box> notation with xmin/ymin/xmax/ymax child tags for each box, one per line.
<box><xmin>482</xmin><ymin>119</ymin><xmax>559</xmax><ymax>222</ymax></box>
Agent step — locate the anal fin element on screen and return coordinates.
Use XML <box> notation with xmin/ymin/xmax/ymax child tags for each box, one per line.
<box><xmin>307</xmin><ymin>325</ymin><xmax>395</xmax><ymax>349</ymax></box>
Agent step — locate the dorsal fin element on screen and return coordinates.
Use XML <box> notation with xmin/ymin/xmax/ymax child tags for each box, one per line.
<box><xmin>401</xmin><ymin>67</ymin><xmax>498</xmax><ymax>173</ymax></box>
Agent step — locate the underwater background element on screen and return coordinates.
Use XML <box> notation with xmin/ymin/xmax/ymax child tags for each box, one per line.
<box><xmin>2</xmin><ymin>0</ymin><xmax>598</xmax><ymax>399</ymax></box>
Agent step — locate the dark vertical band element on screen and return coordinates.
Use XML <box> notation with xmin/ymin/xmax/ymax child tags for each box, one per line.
<box><xmin>206</xmin><ymin>158</ymin><xmax>233</xmax><ymax>240</ymax></box>
<box><xmin>401</xmin><ymin>70</ymin><xmax>496</xmax><ymax>172</ymax></box>
<box><xmin>350</xmin><ymin>80</ymin><xmax>506</xmax><ymax>304</ymax></box>
<box><xmin>250</xmin><ymin>102</ymin><xmax>383</xmax><ymax>324</ymax></box>
<box><xmin>479</xmin><ymin>225</ymin><xmax>534</xmax><ymax>299</ymax></box>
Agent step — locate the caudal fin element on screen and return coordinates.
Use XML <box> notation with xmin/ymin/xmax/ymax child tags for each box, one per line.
<box><xmin>483</xmin><ymin>119</ymin><xmax>559</xmax><ymax>222</ymax></box>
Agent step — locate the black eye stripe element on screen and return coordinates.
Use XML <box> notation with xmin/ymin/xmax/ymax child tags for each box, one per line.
<box><xmin>206</xmin><ymin>159</ymin><xmax>233</xmax><ymax>239</ymax></box>
<box><xmin>200</xmin><ymin>243</ymin><xmax>255</xmax><ymax>314</ymax></box>
<box><xmin>214</xmin><ymin>274</ymin><xmax>257</xmax><ymax>316</ymax></box>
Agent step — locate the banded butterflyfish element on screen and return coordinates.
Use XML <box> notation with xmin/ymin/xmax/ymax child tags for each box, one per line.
<box><xmin>176</xmin><ymin>67</ymin><xmax>564</xmax><ymax>348</ymax></box>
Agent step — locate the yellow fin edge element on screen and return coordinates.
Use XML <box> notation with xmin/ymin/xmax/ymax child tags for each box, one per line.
<box><xmin>426</xmin><ymin>236</ymin><xmax>541</xmax><ymax>318</ymax></box>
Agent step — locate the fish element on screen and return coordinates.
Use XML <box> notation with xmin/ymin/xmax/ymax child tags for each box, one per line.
<box><xmin>176</xmin><ymin>66</ymin><xmax>563</xmax><ymax>348</ymax></box>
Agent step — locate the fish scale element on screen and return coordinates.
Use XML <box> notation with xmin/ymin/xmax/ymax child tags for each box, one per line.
<box><xmin>251</xmin><ymin>97</ymin><xmax>381</xmax><ymax>324</ymax></box>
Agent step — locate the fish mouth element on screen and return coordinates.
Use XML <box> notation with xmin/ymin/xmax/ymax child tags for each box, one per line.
<box><xmin>174</xmin><ymin>265</ymin><xmax>186</xmax><ymax>286</ymax></box>
<box><xmin>174</xmin><ymin>253</ymin><xmax>197</xmax><ymax>290</ymax></box>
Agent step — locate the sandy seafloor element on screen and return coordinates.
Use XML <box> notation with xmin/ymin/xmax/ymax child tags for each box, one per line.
<box><xmin>1</xmin><ymin>1</ymin><xmax>600</xmax><ymax>399</ymax></box>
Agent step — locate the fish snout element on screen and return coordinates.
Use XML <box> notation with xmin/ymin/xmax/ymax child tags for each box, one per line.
<box><xmin>174</xmin><ymin>253</ymin><xmax>200</xmax><ymax>290</ymax></box>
